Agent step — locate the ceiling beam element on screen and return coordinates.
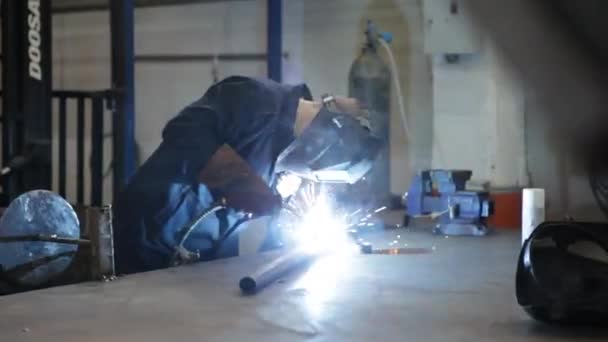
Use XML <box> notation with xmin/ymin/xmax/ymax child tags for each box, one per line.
<box><xmin>53</xmin><ymin>0</ymin><xmax>251</xmax><ymax>14</ymax></box>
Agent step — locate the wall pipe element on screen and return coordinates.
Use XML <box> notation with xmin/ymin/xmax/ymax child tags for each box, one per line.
<box><xmin>135</xmin><ymin>52</ymin><xmax>288</xmax><ymax>63</ymax></box>
<box><xmin>110</xmin><ymin>0</ymin><xmax>136</xmax><ymax>195</ymax></box>
<box><xmin>267</xmin><ymin>0</ymin><xmax>282</xmax><ymax>82</ymax></box>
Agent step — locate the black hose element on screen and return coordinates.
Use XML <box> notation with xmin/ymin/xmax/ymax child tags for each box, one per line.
<box><xmin>218</xmin><ymin>216</ymin><xmax>250</xmax><ymax>244</ymax></box>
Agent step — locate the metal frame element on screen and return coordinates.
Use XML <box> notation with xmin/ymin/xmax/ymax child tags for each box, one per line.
<box><xmin>0</xmin><ymin>0</ymin><xmax>134</xmax><ymax>205</ymax></box>
<box><xmin>54</xmin><ymin>90</ymin><xmax>116</xmax><ymax>206</ymax></box>
<box><xmin>52</xmin><ymin>0</ymin><xmax>249</xmax><ymax>13</ymax></box>
<box><xmin>54</xmin><ymin>0</ymin><xmax>284</xmax><ymax>83</ymax></box>
<box><xmin>135</xmin><ymin>52</ymin><xmax>288</xmax><ymax>63</ymax></box>
<box><xmin>1</xmin><ymin>0</ymin><xmax>282</xmax><ymax>204</ymax></box>
<box><xmin>267</xmin><ymin>0</ymin><xmax>283</xmax><ymax>82</ymax></box>
<box><xmin>1</xmin><ymin>0</ymin><xmax>53</xmax><ymax>203</ymax></box>
<box><xmin>110</xmin><ymin>0</ymin><xmax>137</xmax><ymax>195</ymax></box>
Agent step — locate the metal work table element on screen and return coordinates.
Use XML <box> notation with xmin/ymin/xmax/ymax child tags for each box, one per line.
<box><xmin>0</xmin><ymin>225</ymin><xmax>606</xmax><ymax>341</ymax></box>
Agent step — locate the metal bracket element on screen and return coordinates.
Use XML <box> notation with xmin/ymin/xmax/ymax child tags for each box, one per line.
<box><xmin>0</xmin><ymin>234</ymin><xmax>90</xmax><ymax>245</ymax></box>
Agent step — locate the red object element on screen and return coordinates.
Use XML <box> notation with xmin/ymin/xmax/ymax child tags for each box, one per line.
<box><xmin>488</xmin><ymin>191</ymin><xmax>522</xmax><ymax>229</ymax></box>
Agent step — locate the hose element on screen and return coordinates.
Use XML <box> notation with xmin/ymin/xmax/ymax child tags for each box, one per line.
<box><xmin>377</xmin><ymin>38</ymin><xmax>410</xmax><ymax>142</ymax></box>
<box><xmin>172</xmin><ymin>204</ymin><xmax>225</xmax><ymax>263</ymax></box>
<box><xmin>378</xmin><ymin>36</ymin><xmax>451</xmax><ymax>169</ymax></box>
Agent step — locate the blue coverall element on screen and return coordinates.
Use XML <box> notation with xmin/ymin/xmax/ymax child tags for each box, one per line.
<box><xmin>113</xmin><ymin>76</ymin><xmax>312</xmax><ymax>274</ymax></box>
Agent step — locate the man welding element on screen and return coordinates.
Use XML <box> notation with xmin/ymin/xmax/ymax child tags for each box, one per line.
<box><xmin>113</xmin><ymin>76</ymin><xmax>381</xmax><ymax>274</ymax></box>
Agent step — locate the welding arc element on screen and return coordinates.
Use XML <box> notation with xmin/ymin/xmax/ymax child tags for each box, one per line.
<box><xmin>239</xmin><ymin>250</ymin><xmax>314</xmax><ymax>294</ymax></box>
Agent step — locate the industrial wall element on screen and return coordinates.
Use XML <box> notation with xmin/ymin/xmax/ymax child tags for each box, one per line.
<box><xmin>49</xmin><ymin>0</ymin><xmax>602</xmax><ymax>219</ymax></box>
<box><xmin>52</xmin><ymin>0</ymin><xmax>432</xmax><ymax>201</ymax></box>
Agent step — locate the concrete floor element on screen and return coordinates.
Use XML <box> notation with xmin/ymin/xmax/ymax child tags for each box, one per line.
<box><xmin>0</xmin><ymin>215</ymin><xmax>606</xmax><ymax>341</ymax></box>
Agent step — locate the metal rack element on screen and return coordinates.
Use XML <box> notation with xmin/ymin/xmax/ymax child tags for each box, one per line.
<box><xmin>0</xmin><ymin>0</ymin><xmax>135</xmax><ymax>206</ymax></box>
<box><xmin>0</xmin><ymin>0</ymin><xmax>283</xmax><ymax>206</ymax></box>
<box><xmin>53</xmin><ymin>90</ymin><xmax>117</xmax><ymax>206</ymax></box>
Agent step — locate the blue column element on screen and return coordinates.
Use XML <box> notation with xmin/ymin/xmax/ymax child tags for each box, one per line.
<box><xmin>267</xmin><ymin>0</ymin><xmax>282</xmax><ymax>82</ymax></box>
<box><xmin>110</xmin><ymin>0</ymin><xmax>136</xmax><ymax>196</ymax></box>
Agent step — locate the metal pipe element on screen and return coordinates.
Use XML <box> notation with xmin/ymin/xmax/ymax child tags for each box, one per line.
<box><xmin>135</xmin><ymin>52</ymin><xmax>288</xmax><ymax>63</ymax></box>
<box><xmin>110</xmin><ymin>0</ymin><xmax>136</xmax><ymax>197</ymax></box>
<box><xmin>76</xmin><ymin>97</ymin><xmax>85</xmax><ymax>204</ymax></box>
<box><xmin>90</xmin><ymin>97</ymin><xmax>104</xmax><ymax>206</ymax></box>
<box><xmin>58</xmin><ymin>97</ymin><xmax>67</xmax><ymax>198</ymax></box>
<box><xmin>53</xmin><ymin>90</ymin><xmax>109</xmax><ymax>98</ymax></box>
<box><xmin>53</xmin><ymin>0</ymin><xmax>251</xmax><ymax>14</ymax></box>
<box><xmin>0</xmin><ymin>234</ymin><xmax>90</xmax><ymax>245</ymax></box>
<box><xmin>267</xmin><ymin>0</ymin><xmax>282</xmax><ymax>81</ymax></box>
<box><xmin>239</xmin><ymin>250</ymin><xmax>314</xmax><ymax>294</ymax></box>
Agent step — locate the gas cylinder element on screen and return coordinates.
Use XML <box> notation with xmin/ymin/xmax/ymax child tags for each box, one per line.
<box><xmin>348</xmin><ymin>21</ymin><xmax>392</xmax><ymax>206</ymax></box>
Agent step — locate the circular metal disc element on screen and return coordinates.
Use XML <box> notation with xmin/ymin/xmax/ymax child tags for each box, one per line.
<box><xmin>0</xmin><ymin>190</ymin><xmax>79</xmax><ymax>287</ymax></box>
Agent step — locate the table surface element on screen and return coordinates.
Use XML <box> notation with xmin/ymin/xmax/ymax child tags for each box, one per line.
<box><xmin>0</xmin><ymin>222</ymin><xmax>606</xmax><ymax>342</ymax></box>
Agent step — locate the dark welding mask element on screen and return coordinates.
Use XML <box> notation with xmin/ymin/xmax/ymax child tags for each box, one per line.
<box><xmin>274</xmin><ymin>95</ymin><xmax>382</xmax><ymax>184</ymax></box>
<box><xmin>516</xmin><ymin>221</ymin><xmax>608</xmax><ymax>324</ymax></box>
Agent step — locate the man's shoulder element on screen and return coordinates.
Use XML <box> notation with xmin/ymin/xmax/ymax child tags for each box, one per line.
<box><xmin>214</xmin><ymin>75</ymin><xmax>312</xmax><ymax>105</ymax></box>
<box><xmin>215</xmin><ymin>75</ymin><xmax>278</xmax><ymax>89</ymax></box>
<box><xmin>215</xmin><ymin>75</ymin><xmax>311</xmax><ymax>95</ymax></box>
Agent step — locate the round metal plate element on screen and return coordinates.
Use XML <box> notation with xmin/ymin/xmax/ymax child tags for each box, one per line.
<box><xmin>0</xmin><ymin>190</ymin><xmax>79</xmax><ymax>287</ymax></box>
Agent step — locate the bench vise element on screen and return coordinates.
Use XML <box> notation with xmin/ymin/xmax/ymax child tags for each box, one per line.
<box><xmin>404</xmin><ymin>170</ymin><xmax>493</xmax><ymax>236</ymax></box>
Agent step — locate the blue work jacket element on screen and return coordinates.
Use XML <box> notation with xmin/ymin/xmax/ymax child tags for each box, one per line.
<box><xmin>113</xmin><ymin>76</ymin><xmax>311</xmax><ymax>274</ymax></box>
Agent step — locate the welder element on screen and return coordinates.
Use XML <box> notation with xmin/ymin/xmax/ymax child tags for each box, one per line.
<box><xmin>113</xmin><ymin>76</ymin><xmax>380</xmax><ymax>275</ymax></box>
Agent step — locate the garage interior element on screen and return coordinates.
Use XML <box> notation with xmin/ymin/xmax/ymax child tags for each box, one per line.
<box><xmin>1</xmin><ymin>0</ymin><xmax>608</xmax><ymax>340</ymax></box>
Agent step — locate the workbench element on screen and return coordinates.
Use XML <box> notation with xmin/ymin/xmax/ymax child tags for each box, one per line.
<box><xmin>0</xmin><ymin>225</ymin><xmax>605</xmax><ymax>341</ymax></box>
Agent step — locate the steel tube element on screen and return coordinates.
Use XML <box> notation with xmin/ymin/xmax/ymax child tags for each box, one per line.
<box><xmin>239</xmin><ymin>250</ymin><xmax>314</xmax><ymax>294</ymax></box>
<box><xmin>135</xmin><ymin>53</ymin><xmax>287</xmax><ymax>63</ymax></box>
<box><xmin>267</xmin><ymin>0</ymin><xmax>282</xmax><ymax>81</ymax></box>
<box><xmin>58</xmin><ymin>97</ymin><xmax>67</xmax><ymax>198</ymax></box>
<box><xmin>76</xmin><ymin>97</ymin><xmax>85</xmax><ymax>203</ymax></box>
<box><xmin>0</xmin><ymin>234</ymin><xmax>90</xmax><ymax>245</ymax></box>
<box><xmin>90</xmin><ymin>97</ymin><xmax>104</xmax><ymax>206</ymax></box>
<box><xmin>110</xmin><ymin>0</ymin><xmax>136</xmax><ymax>197</ymax></box>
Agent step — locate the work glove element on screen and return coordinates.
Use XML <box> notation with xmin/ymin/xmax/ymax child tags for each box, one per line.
<box><xmin>199</xmin><ymin>144</ymin><xmax>281</xmax><ymax>216</ymax></box>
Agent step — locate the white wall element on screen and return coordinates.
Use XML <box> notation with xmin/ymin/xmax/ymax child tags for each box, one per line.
<box><xmin>430</xmin><ymin>28</ymin><xmax>527</xmax><ymax>189</ymax></box>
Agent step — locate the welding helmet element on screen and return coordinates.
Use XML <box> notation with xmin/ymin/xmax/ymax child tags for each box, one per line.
<box><xmin>516</xmin><ymin>221</ymin><xmax>608</xmax><ymax>324</ymax></box>
<box><xmin>274</xmin><ymin>95</ymin><xmax>382</xmax><ymax>184</ymax></box>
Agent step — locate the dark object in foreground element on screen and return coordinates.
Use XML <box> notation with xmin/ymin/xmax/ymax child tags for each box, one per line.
<box><xmin>517</xmin><ymin>221</ymin><xmax>608</xmax><ymax>324</ymax></box>
<box><xmin>239</xmin><ymin>250</ymin><xmax>314</xmax><ymax>294</ymax></box>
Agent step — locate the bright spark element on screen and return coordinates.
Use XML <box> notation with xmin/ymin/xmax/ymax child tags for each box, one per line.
<box><xmin>283</xmin><ymin>189</ymin><xmax>355</xmax><ymax>255</ymax></box>
<box><xmin>374</xmin><ymin>206</ymin><xmax>387</xmax><ymax>213</ymax></box>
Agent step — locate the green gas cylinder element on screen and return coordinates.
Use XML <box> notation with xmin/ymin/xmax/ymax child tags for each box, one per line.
<box><xmin>348</xmin><ymin>21</ymin><xmax>392</xmax><ymax>205</ymax></box>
